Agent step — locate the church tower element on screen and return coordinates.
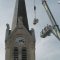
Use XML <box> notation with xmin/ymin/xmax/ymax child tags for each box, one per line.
<box><xmin>5</xmin><ymin>0</ymin><xmax>35</xmax><ymax>60</ymax></box>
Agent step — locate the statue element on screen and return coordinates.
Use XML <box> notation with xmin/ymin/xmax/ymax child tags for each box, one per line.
<box><xmin>17</xmin><ymin>16</ymin><xmax>23</xmax><ymax>27</ymax></box>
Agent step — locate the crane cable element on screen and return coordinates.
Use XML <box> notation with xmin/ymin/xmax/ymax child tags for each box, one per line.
<box><xmin>34</xmin><ymin>0</ymin><xmax>36</xmax><ymax>19</ymax></box>
<box><xmin>33</xmin><ymin>0</ymin><xmax>38</xmax><ymax>25</ymax></box>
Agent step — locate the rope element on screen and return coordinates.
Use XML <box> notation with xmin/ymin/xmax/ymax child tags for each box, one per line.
<box><xmin>33</xmin><ymin>0</ymin><xmax>39</xmax><ymax>25</ymax></box>
<box><xmin>34</xmin><ymin>0</ymin><xmax>36</xmax><ymax>19</ymax></box>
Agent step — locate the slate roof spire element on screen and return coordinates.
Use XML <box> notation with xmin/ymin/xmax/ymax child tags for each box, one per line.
<box><xmin>12</xmin><ymin>0</ymin><xmax>29</xmax><ymax>31</ymax></box>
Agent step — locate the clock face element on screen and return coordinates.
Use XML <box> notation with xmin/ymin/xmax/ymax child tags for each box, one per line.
<box><xmin>15</xmin><ymin>37</ymin><xmax>24</xmax><ymax>44</ymax></box>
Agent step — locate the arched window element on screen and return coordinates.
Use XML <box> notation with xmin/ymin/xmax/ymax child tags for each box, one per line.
<box><xmin>14</xmin><ymin>47</ymin><xmax>18</xmax><ymax>60</ymax></box>
<box><xmin>22</xmin><ymin>47</ymin><xmax>27</xmax><ymax>60</ymax></box>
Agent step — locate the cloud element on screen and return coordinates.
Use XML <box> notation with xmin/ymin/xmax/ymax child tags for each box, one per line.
<box><xmin>58</xmin><ymin>1</ymin><xmax>60</xmax><ymax>4</ymax></box>
<box><xmin>42</xmin><ymin>51</ymin><xmax>60</xmax><ymax>60</ymax></box>
<box><xmin>36</xmin><ymin>37</ymin><xmax>60</xmax><ymax>60</ymax></box>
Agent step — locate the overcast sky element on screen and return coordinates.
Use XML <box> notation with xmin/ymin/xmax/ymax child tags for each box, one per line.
<box><xmin>0</xmin><ymin>0</ymin><xmax>60</xmax><ymax>60</ymax></box>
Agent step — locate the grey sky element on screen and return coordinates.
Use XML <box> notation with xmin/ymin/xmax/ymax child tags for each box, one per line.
<box><xmin>0</xmin><ymin>0</ymin><xmax>60</xmax><ymax>60</ymax></box>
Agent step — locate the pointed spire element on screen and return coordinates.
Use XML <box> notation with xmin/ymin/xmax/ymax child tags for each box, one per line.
<box><xmin>12</xmin><ymin>0</ymin><xmax>29</xmax><ymax>31</ymax></box>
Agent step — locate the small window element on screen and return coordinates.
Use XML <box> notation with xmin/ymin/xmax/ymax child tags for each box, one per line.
<box><xmin>22</xmin><ymin>47</ymin><xmax>27</xmax><ymax>60</ymax></box>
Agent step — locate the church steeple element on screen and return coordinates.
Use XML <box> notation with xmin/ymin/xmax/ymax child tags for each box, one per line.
<box><xmin>5</xmin><ymin>0</ymin><xmax>35</xmax><ymax>60</ymax></box>
<box><xmin>12</xmin><ymin>0</ymin><xmax>29</xmax><ymax>31</ymax></box>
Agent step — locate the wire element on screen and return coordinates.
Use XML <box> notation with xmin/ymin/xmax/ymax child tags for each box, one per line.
<box><xmin>33</xmin><ymin>0</ymin><xmax>39</xmax><ymax>25</ymax></box>
<box><xmin>34</xmin><ymin>0</ymin><xmax>36</xmax><ymax>19</ymax></box>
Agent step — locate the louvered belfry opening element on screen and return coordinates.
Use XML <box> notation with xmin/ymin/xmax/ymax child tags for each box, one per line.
<box><xmin>22</xmin><ymin>47</ymin><xmax>27</xmax><ymax>60</ymax></box>
<box><xmin>14</xmin><ymin>47</ymin><xmax>18</xmax><ymax>60</ymax></box>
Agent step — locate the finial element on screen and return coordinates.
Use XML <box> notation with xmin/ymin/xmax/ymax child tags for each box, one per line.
<box><xmin>6</xmin><ymin>23</ymin><xmax>10</xmax><ymax>29</ymax></box>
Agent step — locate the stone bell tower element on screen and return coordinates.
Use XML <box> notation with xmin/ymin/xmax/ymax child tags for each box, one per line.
<box><xmin>5</xmin><ymin>0</ymin><xmax>35</xmax><ymax>60</ymax></box>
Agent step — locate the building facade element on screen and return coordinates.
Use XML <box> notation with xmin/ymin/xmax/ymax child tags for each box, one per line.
<box><xmin>5</xmin><ymin>0</ymin><xmax>35</xmax><ymax>60</ymax></box>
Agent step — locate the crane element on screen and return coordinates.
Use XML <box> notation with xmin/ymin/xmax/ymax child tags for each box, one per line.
<box><xmin>40</xmin><ymin>0</ymin><xmax>60</xmax><ymax>40</ymax></box>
